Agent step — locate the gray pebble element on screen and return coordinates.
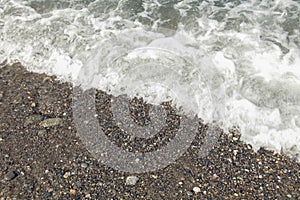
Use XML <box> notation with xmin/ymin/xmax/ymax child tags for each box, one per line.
<box><xmin>4</xmin><ymin>171</ymin><xmax>17</xmax><ymax>181</ymax></box>
<box><xmin>40</xmin><ymin>118</ymin><xmax>62</xmax><ymax>128</ymax></box>
<box><xmin>81</xmin><ymin>163</ymin><xmax>88</xmax><ymax>168</ymax></box>
<box><xmin>38</xmin><ymin>130</ymin><xmax>47</xmax><ymax>136</ymax></box>
<box><xmin>24</xmin><ymin>115</ymin><xmax>42</xmax><ymax>127</ymax></box>
<box><xmin>125</xmin><ymin>176</ymin><xmax>139</xmax><ymax>185</ymax></box>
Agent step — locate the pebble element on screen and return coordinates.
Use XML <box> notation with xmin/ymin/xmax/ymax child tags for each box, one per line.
<box><xmin>81</xmin><ymin>163</ymin><xmax>89</xmax><ymax>168</ymax></box>
<box><xmin>151</xmin><ymin>175</ymin><xmax>158</xmax><ymax>179</ymax></box>
<box><xmin>193</xmin><ymin>186</ymin><xmax>201</xmax><ymax>194</ymax></box>
<box><xmin>24</xmin><ymin>115</ymin><xmax>42</xmax><ymax>126</ymax></box>
<box><xmin>125</xmin><ymin>176</ymin><xmax>139</xmax><ymax>185</ymax></box>
<box><xmin>63</xmin><ymin>172</ymin><xmax>70</xmax><ymax>179</ymax></box>
<box><xmin>70</xmin><ymin>189</ymin><xmax>77</xmax><ymax>195</ymax></box>
<box><xmin>4</xmin><ymin>171</ymin><xmax>17</xmax><ymax>181</ymax></box>
<box><xmin>38</xmin><ymin>130</ymin><xmax>47</xmax><ymax>136</ymax></box>
<box><xmin>40</xmin><ymin>118</ymin><xmax>62</xmax><ymax>128</ymax></box>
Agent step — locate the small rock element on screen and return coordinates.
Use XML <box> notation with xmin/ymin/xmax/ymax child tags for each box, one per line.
<box><xmin>4</xmin><ymin>171</ymin><xmax>17</xmax><ymax>181</ymax></box>
<box><xmin>70</xmin><ymin>189</ymin><xmax>77</xmax><ymax>195</ymax></box>
<box><xmin>151</xmin><ymin>175</ymin><xmax>158</xmax><ymax>179</ymax></box>
<box><xmin>0</xmin><ymin>138</ymin><xmax>3</xmax><ymax>141</ymax></box>
<box><xmin>125</xmin><ymin>176</ymin><xmax>139</xmax><ymax>185</ymax></box>
<box><xmin>81</xmin><ymin>163</ymin><xmax>88</xmax><ymax>168</ymax></box>
<box><xmin>193</xmin><ymin>186</ymin><xmax>201</xmax><ymax>194</ymax></box>
<box><xmin>0</xmin><ymin>91</ymin><xmax>3</xmax><ymax>100</ymax></box>
<box><xmin>40</xmin><ymin>118</ymin><xmax>62</xmax><ymax>128</ymax></box>
<box><xmin>233</xmin><ymin>149</ymin><xmax>238</xmax><ymax>156</ymax></box>
<box><xmin>24</xmin><ymin>115</ymin><xmax>42</xmax><ymax>127</ymax></box>
<box><xmin>63</xmin><ymin>172</ymin><xmax>70</xmax><ymax>179</ymax></box>
<box><xmin>35</xmin><ymin>186</ymin><xmax>40</xmax><ymax>192</ymax></box>
<box><xmin>38</xmin><ymin>130</ymin><xmax>47</xmax><ymax>136</ymax></box>
<box><xmin>212</xmin><ymin>174</ymin><xmax>219</xmax><ymax>179</ymax></box>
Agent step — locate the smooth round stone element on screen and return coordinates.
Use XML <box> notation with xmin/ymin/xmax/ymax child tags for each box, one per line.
<box><xmin>4</xmin><ymin>171</ymin><xmax>17</xmax><ymax>181</ymax></box>
<box><xmin>81</xmin><ymin>163</ymin><xmax>88</xmax><ymax>168</ymax></box>
<box><xmin>193</xmin><ymin>186</ymin><xmax>201</xmax><ymax>194</ymax></box>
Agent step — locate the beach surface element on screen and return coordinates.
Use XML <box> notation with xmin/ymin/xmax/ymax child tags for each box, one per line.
<box><xmin>0</xmin><ymin>63</ymin><xmax>299</xmax><ymax>199</ymax></box>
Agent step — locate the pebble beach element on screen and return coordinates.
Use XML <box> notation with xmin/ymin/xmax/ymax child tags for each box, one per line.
<box><xmin>0</xmin><ymin>63</ymin><xmax>299</xmax><ymax>199</ymax></box>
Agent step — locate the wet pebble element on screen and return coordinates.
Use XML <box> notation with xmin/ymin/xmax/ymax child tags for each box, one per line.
<box><xmin>38</xmin><ymin>130</ymin><xmax>47</xmax><ymax>136</ymax></box>
<box><xmin>63</xmin><ymin>172</ymin><xmax>70</xmax><ymax>179</ymax></box>
<box><xmin>193</xmin><ymin>186</ymin><xmax>201</xmax><ymax>194</ymax></box>
<box><xmin>126</xmin><ymin>176</ymin><xmax>139</xmax><ymax>185</ymax></box>
<box><xmin>24</xmin><ymin>115</ymin><xmax>42</xmax><ymax>126</ymax></box>
<box><xmin>4</xmin><ymin>171</ymin><xmax>17</xmax><ymax>181</ymax></box>
<box><xmin>81</xmin><ymin>163</ymin><xmax>89</xmax><ymax>168</ymax></box>
<box><xmin>40</xmin><ymin>118</ymin><xmax>62</xmax><ymax>128</ymax></box>
<box><xmin>70</xmin><ymin>189</ymin><xmax>77</xmax><ymax>195</ymax></box>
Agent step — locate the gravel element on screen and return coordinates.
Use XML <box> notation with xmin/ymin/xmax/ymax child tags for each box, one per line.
<box><xmin>0</xmin><ymin>63</ymin><xmax>299</xmax><ymax>199</ymax></box>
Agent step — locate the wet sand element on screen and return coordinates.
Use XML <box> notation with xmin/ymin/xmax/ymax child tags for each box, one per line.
<box><xmin>0</xmin><ymin>63</ymin><xmax>299</xmax><ymax>199</ymax></box>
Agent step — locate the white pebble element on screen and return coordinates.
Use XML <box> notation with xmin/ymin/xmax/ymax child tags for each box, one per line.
<box><xmin>193</xmin><ymin>186</ymin><xmax>201</xmax><ymax>193</ymax></box>
<box><xmin>126</xmin><ymin>176</ymin><xmax>139</xmax><ymax>185</ymax></box>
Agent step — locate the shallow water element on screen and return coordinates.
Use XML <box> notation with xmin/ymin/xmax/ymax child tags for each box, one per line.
<box><xmin>0</xmin><ymin>0</ymin><xmax>299</xmax><ymax>159</ymax></box>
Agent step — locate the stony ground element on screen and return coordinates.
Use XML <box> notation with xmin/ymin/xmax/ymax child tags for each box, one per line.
<box><xmin>0</xmin><ymin>63</ymin><xmax>299</xmax><ymax>199</ymax></box>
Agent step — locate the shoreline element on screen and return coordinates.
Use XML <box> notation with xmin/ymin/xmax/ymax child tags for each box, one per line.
<box><xmin>0</xmin><ymin>63</ymin><xmax>299</xmax><ymax>199</ymax></box>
